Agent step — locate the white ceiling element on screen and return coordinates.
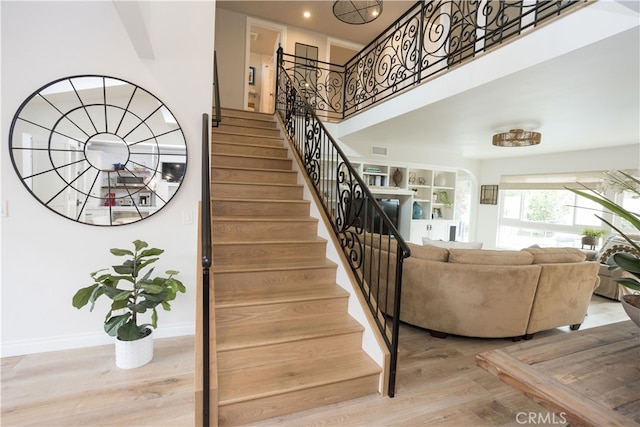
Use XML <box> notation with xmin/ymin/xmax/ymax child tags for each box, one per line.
<box><xmin>217</xmin><ymin>1</ymin><xmax>640</xmax><ymax>160</ymax></box>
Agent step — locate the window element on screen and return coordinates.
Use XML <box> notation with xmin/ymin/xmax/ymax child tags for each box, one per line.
<box><xmin>498</xmin><ymin>188</ymin><xmax>607</xmax><ymax>249</ymax></box>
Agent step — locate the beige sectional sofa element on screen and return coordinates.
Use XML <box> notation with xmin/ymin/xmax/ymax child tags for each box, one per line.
<box><xmin>365</xmin><ymin>237</ymin><xmax>600</xmax><ymax>339</ymax></box>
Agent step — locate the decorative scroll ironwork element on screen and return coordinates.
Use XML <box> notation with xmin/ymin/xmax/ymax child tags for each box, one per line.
<box><xmin>275</xmin><ymin>56</ymin><xmax>411</xmax><ymax>396</ymax></box>
<box><xmin>280</xmin><ymin>0</ymin><xmax>585</xmax><ymax>119</ymax></box>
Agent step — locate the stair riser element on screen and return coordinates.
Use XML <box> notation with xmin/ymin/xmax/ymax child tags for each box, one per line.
<box><xmin>217</xmin><ymin>333</ymin><xmax>364</xmax><ymax>371</ymax></box>
<box><xmin>212</xmin><ymin>183</ymin><xmax>303</xmax><ymax>200</ymax></box>
<box><xmin>213</xmin><ymin>242</ymin><xmax>326</xmax><ymax>262</ymax></box>
<box><xmin>213</xmin><ymin>267</ymin><xmax>337</xmax><ymax>294</ymax></box>
<box><xmin>218</xmin><ymin>375</ymin><xmax>379</xmax><ymax>426</ymax></box>
<box><xmin>220</xmin><ymin>115</ymin><xmax>277</xmax><ymax>129</ymax></box>
<box><xmin>212</xmin><ymin>133</ymin><xmax>284</xmax><ymax>147</ymax></box>
<box><xmin>216</xmin><ymin>297</ymin><xmax>349</xmax><ymax>326</ymax></box>
<box><xmin>212</xmin><ymin>167</ymin><xmax>297</xmax><ymax>185</ymax></box>
<box><xmin>212</xmin><ymin>155</ymin><xmax>292</xmax><ymax>170</ymax></box>
<box><xmin>213</xmin><ymin>143</ymin><xmax>288</xmax><ymax>158</ymax></box>
<box><xmin>215</xmin><ymin>124</ymin><xmax>281</xmax><ymax>138</ymax></box>
<box><xmin>212</xmin><ymin>200</ymin><xmax>309</xmax><ymax>217</ymax></box>
<box><xmin>212</xmin><ymin>220</ymin><xmax>317</xmax><ymax>240</ymax></box>
<box><xmin>221</xmin><ymin>109</ymin><xmax>273</xmax><ymax>121</ymax></box>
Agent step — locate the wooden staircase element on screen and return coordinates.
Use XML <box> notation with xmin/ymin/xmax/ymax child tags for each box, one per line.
<box><xmin>211</xmin><ymin>108</ymin><xmax>381</xmax><ymax>426</ymax></box>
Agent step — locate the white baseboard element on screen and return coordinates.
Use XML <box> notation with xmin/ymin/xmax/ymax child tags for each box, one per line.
<box><xmin>0</xmin><ymin>322</ymin><xmax>195</xmax><ymax>358</ymax></box>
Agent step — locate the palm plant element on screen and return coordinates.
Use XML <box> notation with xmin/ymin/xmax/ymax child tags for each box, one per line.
<box><xmin>567</xmin><ymin>170</ymin><xmax>640</xmax><ymax>295</ymax></box>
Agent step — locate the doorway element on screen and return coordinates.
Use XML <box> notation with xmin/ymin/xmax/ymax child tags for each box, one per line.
<box><xmin>246</xmin><ymin>19</ymin><xmax>286</xmax><ymax>114</ymax></box>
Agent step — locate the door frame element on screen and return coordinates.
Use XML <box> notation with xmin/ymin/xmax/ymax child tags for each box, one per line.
<box><xmin>245</xmin><ymin>17</ymin><xmax>287</xmax><ymax>112</ymax></box>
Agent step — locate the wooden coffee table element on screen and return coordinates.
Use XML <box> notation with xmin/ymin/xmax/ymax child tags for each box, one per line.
<box><xmin>476</xmin><ymin>321</ymin><xmax>639</xmax><ymax>426</ymax></box>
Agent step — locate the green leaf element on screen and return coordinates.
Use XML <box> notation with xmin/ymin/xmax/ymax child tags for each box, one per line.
<box><xmin>110</xmin><ymin>299</ymin><xmax>128</xmax><ymax>311</ymax></box>
<box><xmin>88</xmin><ymin>286</ymin><xmax>105</xmax><ymax>311</ymax></box>
<box><xmin>165</xmin><ymin>270</ymin><xmax>179</xmax><ymax>276</ymax></box>
<box><xmin>117</xmin><ymin>319</ymin><xmax>141</xmax><ymax>341</ymax></box>
<box><xmin>133</xmin><ymin>240</ymin><xmax>149</xmax><ymax>252</ymax></box>
<box><xmin>110</xmin><ymin>248</ymin><xmax>134</xmax><ymax>257</ymax></box>
<box><xmin>140</xmin><ymin>248</ymin><xmax>164</xmax><ymax>258</ymax></box>
<box><xmin>141</xmin><ymin>284</ymin><xmax>164</xmax><ymax>294</ymax></box>
<box><xmin>128</xmin><ymin>303</ymin><xmax>148</xmax><ymax>313</ymax></box>
<box><xmin>151</xmin><ymin>308</ymin><xmax>158</xmax><ymax>328</ymax></box>
<box><xmin>104</xmin><ymin>313</ymin><xmax>131</xmax><ymax>336</ymax></box>
<box><xmin>141</xmin><ymin>292</ymin><xmax>168</xmax><ymax>303</ymax></box>
<box><xmin>161</xmin><ymin>301</ymin><xmax>171</xmax><ymax>311</ymax></box>
<box><xmin>615</xmin><ymin>277</ymin><xmax>640</xmax><ymax>292</ymax></box>
<box><xmin>113</xmin><ymin>263</ymin><xmax>135</xmax><ymax>275</ymax></box>
<box><xmin>612</xmin><ymin>253</ymin><xmax>640</xmax><ymax>274</ymax></box>
<box><xmin>72</xmin><ymin>284</ymin><xmax>99</xmax><ymax>309</ymax></box>
<box><xmin>567</xmin><ymin>186</ymin><xmax>640</xmax><ymax>231</ymax></box>
<box><xmin>113</xmin><ymin>290</ymin><xmax>133</xmax><ymax>301</ymax></box>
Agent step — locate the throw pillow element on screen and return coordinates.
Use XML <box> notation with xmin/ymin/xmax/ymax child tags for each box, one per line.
<box><xmin>596</xmin><ymin>235</ymin><xmax>640</xmax><ymax>264</ymax></box>
<box><xmin>422</xmin><ymin>237</ymin><xmax>483</xmax><ymax>250</ymax></box>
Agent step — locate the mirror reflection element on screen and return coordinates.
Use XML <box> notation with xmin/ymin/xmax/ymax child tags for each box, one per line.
<box><xmin>9</xmin><ymin>75</ymin><xmax>187</xmax><ymax>225</ymax></box>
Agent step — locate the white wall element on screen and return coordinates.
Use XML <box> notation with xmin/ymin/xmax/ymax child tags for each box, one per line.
<box><xmin>1</xmin><ymin>1</ymin><xmax>215</xmax><ymax>357</ymax></box>
<box><xmin>215</xmin><ymin>7</ymin><xmax>248</xmax><ymax>111</ymax></box>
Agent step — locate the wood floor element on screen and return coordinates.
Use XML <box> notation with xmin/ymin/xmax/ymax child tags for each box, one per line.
<box><xmin>1</xmin><ymin>295</ymin><xmax>628</xmax><ymax>427</ymax></box>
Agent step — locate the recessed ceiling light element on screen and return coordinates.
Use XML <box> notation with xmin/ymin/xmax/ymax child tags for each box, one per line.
<box><xmin>303</xmin><ymin>11</ymin><xmax>311</xmax><ymax>18</ymax></box>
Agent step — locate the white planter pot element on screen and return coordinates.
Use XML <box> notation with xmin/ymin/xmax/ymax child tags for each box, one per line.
<box><xmin>115</xmin><ymin>329</ymin><xmax>154</xmax><ymax>369</ymax></box>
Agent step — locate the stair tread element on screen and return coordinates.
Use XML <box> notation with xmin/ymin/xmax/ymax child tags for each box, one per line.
<box><xmin>212</xmin><ymin>216</ymin><xmax>316</xmax><ymax>223</ymax></box>
<box><xmin>211</xmin><ymin>181</ymin><xmax>302</xmax><ymax>189</ymax></box>
<box><xmin>213</xmin><ymin>140</ymin><xmax>287</xmax><ymax>150</ymax></box>
<box><xmin>213</xmin><ymin>130</ymin><xmax>283</xmax><ymax>141</ymax></box>
<box><xmin>213</xmin><ymin>152</ymin><xmax>289</xmax><ymax>161</ymax></box>
<box><xmin>220</xmin><ymin>108</ymin><xmax>275</xmax><ymax>120</ymax></box>
<box><xmin>216</xmin><ymin>284</ymin><xmax>348</xmax><ymax>307</ymax></box>
<box><xmin>211</xmin><ymin>166</ymin><xmax>296</xmax><ymax>176</ymax></box>
<box><xmin>218</xmin><ymin>350</ymin><xmax>380</xmax><ymax>405</ymax></box>
<box><xmin>216</xmin><ymin>314</ymin><xmax>365</xmax><ymax>352</ymax></box>
<box><xmin>213</xmin><ymin>258</ymin><xmax>337</xmax><ymax>273</ymax></box>
<box><xmin>213</xmin><ymin>236</ymin><xmax>325</xmax><ymax>244</ymax></box>
<box><xmin>211</xmin><ymin>197</ymin><xmax>308</xmax><ymax>204</ymax></box>
<box><xmin>217</xmin><ymin>123</ymin><xmax>281</xmax><ymax>132</ymax></box>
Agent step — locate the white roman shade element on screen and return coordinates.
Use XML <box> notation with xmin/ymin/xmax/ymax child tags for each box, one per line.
<box><xmin>500</xmin><ymin>171</ymin><xmax>615</xmax><ymax>190</ymax></box>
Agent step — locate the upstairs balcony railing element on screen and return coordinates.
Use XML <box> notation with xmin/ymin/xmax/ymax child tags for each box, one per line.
<box><xmin>275</xmin><ymin>52</ymin><xmax>411</xmax><ymax>396</ymax></box>
<box><xmin>279</xmin><ymin>0</ymin><xmax>587</xmax><ymax>120</ymax></box>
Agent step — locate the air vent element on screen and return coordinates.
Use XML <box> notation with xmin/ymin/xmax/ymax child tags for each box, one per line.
<box><xmin>371</xmin><ymin>145</ymin><xmax>388</xmax><ymax>156</ymax></box>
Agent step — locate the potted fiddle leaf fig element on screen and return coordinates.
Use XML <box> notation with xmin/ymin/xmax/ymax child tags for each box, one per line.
<box><xmin>72</xmin><ymin>239</ymin><xmax>185</xmax><ymax>368</ymax></box>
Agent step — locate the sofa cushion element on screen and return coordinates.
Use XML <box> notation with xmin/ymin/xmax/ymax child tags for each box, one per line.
<box><xmin>422</xmin><ymin>238</ymin><xmax>483</xmax><ymax>249</ymax></box>
<box><xmin>596</xmin><ymin>235</ymin><xmax>640</xmax><ymax>264</ymax></box>
<box><xmin>522</xmin><ymin>247</ymin><xmax>586</xmax><ymax>264</ymax></box>
<box><xmin>409</xmin><ymin>243</ymin><xmax>449</xmax><ymax>262</ymax></box>
<box><xmin>448</xmin><ymin>249</ymin><xmax>534</xmax><ymax>265</ymax></box>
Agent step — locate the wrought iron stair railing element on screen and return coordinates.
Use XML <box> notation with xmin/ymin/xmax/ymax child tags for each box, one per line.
<box><xmin>275</xmin><ymin>55</ymin><xmax>412</xmax><ymax>397</ymax></box>
<box><xmin>279</xmin><ymin>0</ymin><xmax>587</xmax><ymax>120</ymax></box>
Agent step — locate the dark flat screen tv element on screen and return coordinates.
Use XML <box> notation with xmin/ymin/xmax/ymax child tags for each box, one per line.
<box><xmin>162</xmin><ymin>162</ymin><xmax>186</xmax><ymax>182</ymax></box>
<box><xmin>374</xmin><ymin>198</ymin><xmax>400</xmax><ymax>234</ymax></box>
<box><xmin>347</xmin><ymin>198</ymin><xmax>400</xmax><ymax>235</ymax></box>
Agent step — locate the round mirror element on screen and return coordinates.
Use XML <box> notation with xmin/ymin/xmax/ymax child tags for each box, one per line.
<box><xmin>9</xmin><ymin>75</ymin><xmax>187</xmax><ymax>226</ymax></box>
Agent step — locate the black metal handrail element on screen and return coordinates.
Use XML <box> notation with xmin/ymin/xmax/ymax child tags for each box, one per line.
<box><xmin>276</xmin><ymin>48</ymin><xmax>411</xmax><ymax>396</ymax></box>
<box><xmin>281</xmin><ymin>0</ymin><xmax>586</xmax><ymax>120</ymax></box>
<box><xmin>212</xmin><ymin>51</ymin><xmax>221</xmax><ymax>127</ymax></box>
<box><xmin>200</xmin><ymin>113</ymin><xmax>211</xmax><ymax>427</ymax></box>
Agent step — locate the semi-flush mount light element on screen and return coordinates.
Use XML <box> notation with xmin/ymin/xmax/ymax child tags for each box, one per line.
<box><xmin>492</xmin><ymin>129</ymin><xmax>541</xmax><ymax>147</ymax></box>
<box><xmin>333</xmin><ymin>0</ymin><xmax>383</xmax><ymax>24</ymax></box>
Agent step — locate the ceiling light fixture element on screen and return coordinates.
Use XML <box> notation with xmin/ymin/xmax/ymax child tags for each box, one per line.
<box><xmin>333</xmin><ymin>0</ymin><xmax>383</xmax><ymax>25</ymax></box>
<box><xmin>492</xmin><ymin>129</ymin><xmax>542</xmax><ymax>147</ymax></box>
